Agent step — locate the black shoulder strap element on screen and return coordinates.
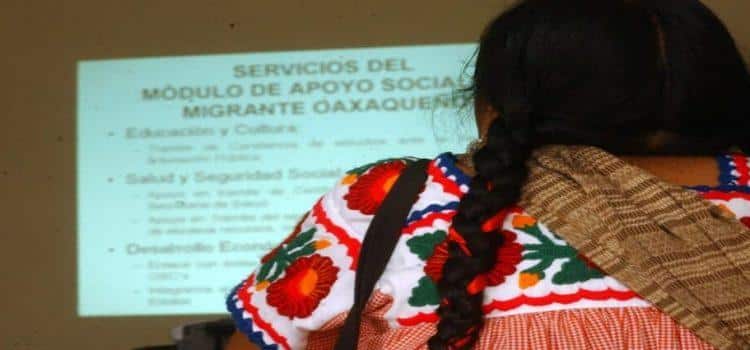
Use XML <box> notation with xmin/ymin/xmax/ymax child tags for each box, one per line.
<box><xmin>334</xmin><ymin>159</ymin><xmax>430</xmax><ymax>350</ymax></box>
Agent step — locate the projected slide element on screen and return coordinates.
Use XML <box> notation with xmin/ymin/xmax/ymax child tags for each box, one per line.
<box><xmin>77</xmin><ymin>43</ymin><xmax>476</xmax><ymax>316</ymax></box>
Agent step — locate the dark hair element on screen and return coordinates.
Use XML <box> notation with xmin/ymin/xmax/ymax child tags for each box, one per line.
<box><xmin>430</xmin><ymin>0</ymin><xmax>750</xmax><ymax>349</ymax></box>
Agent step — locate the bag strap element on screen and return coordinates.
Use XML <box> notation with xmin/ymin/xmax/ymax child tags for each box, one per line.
<box><xmin>334</xmin><ymin>159</ymin><xmax>430</xmax><ymax>350</ymax></box>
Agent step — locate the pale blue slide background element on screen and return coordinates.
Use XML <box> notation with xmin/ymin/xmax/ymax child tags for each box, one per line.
<box><xmin>77</xmin><ymin>43</ymin><xmax>477</xmax><ymax>316</ymax></box>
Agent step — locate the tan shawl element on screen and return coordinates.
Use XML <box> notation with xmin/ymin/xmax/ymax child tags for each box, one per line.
<box><xmin>519</xmin><ymin>145</ymin><xmax>750</xmax><ymax>350</ymax></box>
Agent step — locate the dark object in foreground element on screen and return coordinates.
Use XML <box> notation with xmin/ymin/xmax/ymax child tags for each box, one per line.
<box><xmin>134</xmin><ymin>318</ymin><xmax>235</xmax><ymax>350</ymax></box>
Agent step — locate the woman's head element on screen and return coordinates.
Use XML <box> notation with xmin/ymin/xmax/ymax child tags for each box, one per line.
<box><xmin>472</xmin><ymin>0</ymin><xmax>750</xmax><ymax>154</ymax></box>
<box><xmin>432</xmin><ymin>1</ymin><xmax>750</xmax><ymax>349</ymax></box>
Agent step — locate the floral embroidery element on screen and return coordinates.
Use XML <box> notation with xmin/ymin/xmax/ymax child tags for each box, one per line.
<box><xmin>407</xmin><ymin>230</ymin><xmax>448</xmax><ymax>307</ymax></box>
<box><xmin>485</xmin><ymin>230</ymin><xmax>524</xmax><ymax>286</ymax></box>
<box><xmin>340</xmin><ymin>173</ymin><xmax>358</xmax><ymax>185</ymax></box>
<box><xmin>341</xmin><ymin>158</ymin><xmax>415</xmax><ymax>186</ymax></box>
<box><xmin>512</xmin><ymin>214</ymin><xmax>536</xmax><ymax>230</ymax></box>
<box><xmin>408</xmin><ymin>276</ymin><xmax>441</xmax><ymax>307</ymax></box>
<box><xmin>407</xmin><ymin>230</ymin><xmax>448</xmax><ymax>260</ymax></box>
<box><xmin>552</xmin><ymin>255</ymin><xmax>604</xmax><ymax>284</ymax></box>
<box><xmin>405</xmin><ymin>228</ymin><xmax>524</xmax><ymax>307</ymax></box>
<box><xmin>344</xmin><ymin>160</ymin><xmax>408</xmax><ymax>215</ymax></box>
<box><xmin>266</xmin><ymin>254</ymin><xmax>339</xmax><ymax>319</ymax></box>
<box><xmin>260</xmin><ymin>212</ymin><xmax>309</xmax><ymax>264</ymax></box>
<box><xmin>518</xmin><ymin>272</ymin><xmax>541</xmax><ymax>289</ymax></box>
<box><xmin>255</xmin><ymin>227</ymin><xmax>331</xmax><ymax>291</ymax></box>
<box><xmin>424</xmin><ymin>239</ymin><xmax>450</xmax><ymax>283</ymax></box>
<box><xmin>346</xmin><ymin>158</ymin><xmax>406</xmax><ymax>176</ymax></box>
<box><xmin>514</xmin><ymin>214</ymin><xmax>603</xmax><ymax>288</ymax></box>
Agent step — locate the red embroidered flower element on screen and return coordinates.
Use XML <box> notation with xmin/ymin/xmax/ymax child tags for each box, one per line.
<box><xmin>485</xmin><ymin>230</ymin><xmax>523</xmax><ymax>286</ymax></box>
<box><xmin>343</xmin><ymin>161</ymin><xmax>407</xmax><ymax>215</ymax></box>
<box><xmin>423</xmin><ymin>230</ymin><xmax>523</xmax><ymax>287</ymax></box>
<box><xmin>266</xmin><ymin>254</ymin><xmax>339</xmax><ymax>319</ymax></box>
<box><xmin>424</xmin><ymin>240</ymin><xmax>450</xmax><ymax>282</ymax></box>
<box><xmin>261</xmin><ymin>212</ymin><xmax>308</xmax><ymax>264</ymax></box>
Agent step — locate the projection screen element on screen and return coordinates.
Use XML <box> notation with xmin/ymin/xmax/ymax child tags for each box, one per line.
<box><xmin>77</xmin><ymin>43</ymin><xmax>477</xmax><ymax>316</ymax></box>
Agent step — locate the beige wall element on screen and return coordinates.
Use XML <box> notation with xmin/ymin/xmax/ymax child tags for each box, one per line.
<box><xmin>1</xmin><ymin>1</ymin><xmax>748</xmax><ymax>349</ymax></box>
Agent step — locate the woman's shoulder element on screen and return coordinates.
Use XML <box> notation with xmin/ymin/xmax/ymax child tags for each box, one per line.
<box><xmin>329</xmin><ymin>153</ymin><xmax>469</xmax><ymax>217</ymax></box>
<box><xmin>336</xmin><ymin>156</ymin><xmax>423</xmax><ymax>213</ymax></box>
<box><xmin>225</xmin><ymin>153</ymin><xmax>459</xmax><ymax>349</ymax></box>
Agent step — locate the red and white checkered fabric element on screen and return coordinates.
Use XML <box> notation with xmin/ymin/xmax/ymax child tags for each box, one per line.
<box><xmin>307</xmin><ymin>299</ymin><xmax>713</xmax><ymax>350</ymax></box>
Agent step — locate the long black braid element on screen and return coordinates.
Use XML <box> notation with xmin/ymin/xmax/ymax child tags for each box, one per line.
<box><xmin>427</xmin><ymin>115</ymin><xmax>532</xmax><ymax>350</ymax></box>
<box><xmin>428</xmin><ymin>9</ymin><xmax>535</xmax><ymax>349</ymax></box>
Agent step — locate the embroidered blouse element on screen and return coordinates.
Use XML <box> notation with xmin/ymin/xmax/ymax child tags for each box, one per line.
<box><xmin>227</xmin><ymin>153</ymin><xmax>750</xmax><ymax>350</ymax></box>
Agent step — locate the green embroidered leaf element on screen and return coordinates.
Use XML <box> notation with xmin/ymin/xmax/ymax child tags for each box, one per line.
<box><xmin>267</xmin><ymin>260</ymin><xmax>289</xmax><ymax>281</ymax></box>
<box><xmin>521</xmin><ymin>251</ymin><xmax>547</xmax><ymax>261</ymax></box>
<box><xmin>257</xmin><ymin>251</ymin><xmax>291</xmax><ymax>282</ymax></box>
<box><xmin>256</xmin><ymin>228</ymin><xmax>321</xmax><ymax>283</ymax></box>
<box><xmin>552</xmin><ymin>257</ymin><xmax>604</xmax><ymax>285</ymax></box>
<box><xmin>523</xmin><ymin>244</ymin><xmax>577</xmax><ymax>257</ymax></box>
<box><xmin>519</xmin><ymin>224</ymin><xmax>555</xmax><ymax>245</ymax></box>
<box><xmin>407</xmin><ymin>230</ymin><xmax>447</xmax><ymax>260</ymax></box>
<box><xmin>287</xmin><ymin>228</ymin><xmax>316</xmax><ymax>250</ymax></box>
<box><xmin>256</xmin><ymin>260</ymin><xmax>273</xmax><ymax>282</ymax></box>
<box><xmin>522</xmin><ymin>258</ymin><xmax>553</xmax><ymax>276</ymax></box>
<box><xmin>408</xmin><ymin>276</ymin><xmax>440</xmax><ymax>307</ymax></box>
<box><xmin>288</xmin><ymin>243</ymin><xmax>316</xmax><ymax>260</ymax></box>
